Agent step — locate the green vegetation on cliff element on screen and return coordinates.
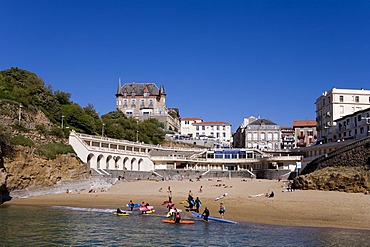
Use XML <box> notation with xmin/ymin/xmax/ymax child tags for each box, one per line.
<box><xmin>0</xmin><ymin>67</ymin><xmax>166</xmax><ymax>150</ymax></box>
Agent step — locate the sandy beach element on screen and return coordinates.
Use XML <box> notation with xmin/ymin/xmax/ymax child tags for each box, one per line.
<box><xmin>7</xmin><ymin>178</ymin><xmax>370</xmax><ymax>230</ymax></box>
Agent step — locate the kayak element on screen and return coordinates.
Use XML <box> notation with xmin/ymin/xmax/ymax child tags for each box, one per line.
<box><xmin>113</xmin><ymin>212</ymin><xmax>130</xmax><ymax>216</ymax></box>
<box><xmin>142</xmin><ymin>209</ymin><xmax>155</xmax><ymax>214</ymax></box>
<box><xmin>162</xmin><ymin>219</ymin><xmax>195</xmax><ymax>224</ymax></box>
<box><xmin>191</xmin><ymin>212</ymin><xmax>236</xmax><ymax>224</ymax></box>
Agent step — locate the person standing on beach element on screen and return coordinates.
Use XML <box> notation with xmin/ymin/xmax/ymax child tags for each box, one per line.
<box><xmin>202</xmin><ymin>207</ymin><xmax>210</xmax><ymax>221</ymax></box>
<box><xmin>195</xmin><ymin>197</ymin><xmax>201</xmax><ymax>213</ymax></box>
<box><xmin>219</xmin><ymin>203</ymin><xmax>225</xmax><ymax>219</ymax></box>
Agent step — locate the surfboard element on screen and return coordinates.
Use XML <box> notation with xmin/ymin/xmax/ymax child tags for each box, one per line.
<box><xmin>166</xmin><ymin>209</ymin><xmax>183</xmax><ymax>217</ymax></box>
<box><xmin>191</xmin><ymin>212</ymin><xmax>236</xmax><ymax>224</ymax></box>
<box><xmin>139</xmin><ymin>206</ymin><xmax>154</xmax><ymax>211</ymax></box>
<box><xmin>215</xmin><ymin>193</ymin><xmax>228</xmax><ymax>201</ymax></box>
<box><xmin>162</xmin><ymin>219</ymin><xmax>195</xmax><ymax>224</ymax></box>
<box><xmin>126</xmin><ymin>203</ymin><xmax>140</xmax><ymax>208</ymax></box>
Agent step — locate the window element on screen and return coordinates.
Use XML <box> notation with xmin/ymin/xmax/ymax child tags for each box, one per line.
<box><xmin>141</xmin><ymin>100</ymin><xmax>144</xmax><ymax>106</ymax></box>
<box><xmin>149</xmin><ymin>100</ymin><xmax>153</xmax><ymax>106</ymax></box>
<box><xmin>339</xmin><ymin>95</ymin><xmax>344</xmax><ymax>102</ymax></box>
<box><xmin>131</xmin><ymin>99</ymin><xmax>136</xmax><ymax>106</ymax></box>
<box><xmin>124</xmin><ymin>100</ymin><xmax>127</xmax><ymax>106</ymax></box>
<box><xmin>355</xmin><ymin>96</ymin><xmax>359</xmax><ymax>102</ymax></box>
<box><xmin>340</xmin><ymin>106</ymin><xmax>344</xmax><ymax>114</ymax></box>
<box><xmin>144</xmin><ymin>92</ymin><xmax>149</xmax><ymax>97</ymax></box>
<box><xmin>196</xmin><ymin>126</ymin><xmax>199</xmax><ymax>131</ymax></box>
<box><xmin>202</xmin><ymin>126</ymin><xmax>205</xmax><ymax>131</ymax></box>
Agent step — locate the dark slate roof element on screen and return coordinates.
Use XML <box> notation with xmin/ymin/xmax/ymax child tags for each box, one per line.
<box><xmin>249</xmin><ymin>118</ymin><xmax>277</xmax><ymax>126</ymax></box>
<box><xmin>117</xmin><ymin>82</ymin><xmax>164</xmax><ymax>96</ymax></box>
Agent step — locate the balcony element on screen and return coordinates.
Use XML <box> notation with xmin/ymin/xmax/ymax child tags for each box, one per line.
<box><xmin>140</xmin><ymin>105</ymin><xmax>154</xmax><ymax>110</ymax></box>
<box><xmin>297</xmin><ymin>142</ymin><xmax>306</xmax><ymax>147</ymax></box>
<box><xmin>298</xmin><ymin>134</ymin><xmax>305</xmax><ymax>139</ymax></box>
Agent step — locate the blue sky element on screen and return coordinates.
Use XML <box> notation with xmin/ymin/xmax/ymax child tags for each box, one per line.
<box><xmin>1</xmin><ymin>0</ymin><xmax>370</xmax><ymax>131</ymax></box>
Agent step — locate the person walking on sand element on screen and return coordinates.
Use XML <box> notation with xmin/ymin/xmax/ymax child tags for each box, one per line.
<box><xmin>219</xmin><ymin>203</ymin><xmax>226</xmax><ymax>219</ymax></box>
<box><xmin>202</xmin><ymin>207</ymin><xmax>210</xmax><ymax>222</ymax></box>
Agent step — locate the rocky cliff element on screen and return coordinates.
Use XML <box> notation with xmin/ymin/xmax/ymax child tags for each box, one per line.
<box><xmin>4</xmin><ymin>146</ymin><xmax>89</xmax><ymax>191</ymax></box>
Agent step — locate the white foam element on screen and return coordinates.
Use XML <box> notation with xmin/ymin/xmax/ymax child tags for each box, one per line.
<box><xmin>50</xmin><ymin>206</ymin><xmax>129</xmax><ymax>214</ymax></box>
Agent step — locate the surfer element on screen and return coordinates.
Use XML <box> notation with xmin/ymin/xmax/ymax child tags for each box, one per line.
<box><xmin>202</xmin><ymin>207</ymin><xmax>210</xmax><ymax>222</ymax></box>
<box><xmin>117</xmin><ymin>208</ymin><xmax>125</xmax><ymax>214</ymax></box>
<box><xmin>128</xmin><ymin>200</ymin><xmax>135</xmax><ymax>211</ymax></box>
<box><xmin>174</xmin><ymin>212</ymin><xmax>181</xmax><ymax>223</ymax></box>
<box><xmin>219</xmin><ymin>203</ymin><xmax>225</xmax><ymax>219</ymax></box>
<box><xmin>195</xmin><ymin>197</ymin><xmax>202</xmax><ymax>213</ymax></box>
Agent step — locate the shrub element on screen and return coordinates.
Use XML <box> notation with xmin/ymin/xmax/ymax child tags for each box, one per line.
<box><xmin>10</xmin><ymin>135</ymin><xmax>34</xmax><ymax>147</ymax></box>
<box><xmin>35</xmin><ymin>143</ymin><xmax>75</xmax><ymax>160</ymax></box>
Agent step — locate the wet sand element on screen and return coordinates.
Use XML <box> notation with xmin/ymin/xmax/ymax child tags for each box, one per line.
<box><xmin>7</xmin><ymin>178</ymin><xmax>370</xmax><ymax>230</ymax></box>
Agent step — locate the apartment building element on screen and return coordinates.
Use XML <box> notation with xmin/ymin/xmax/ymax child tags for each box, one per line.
<box><xmin>315</xmin><ymin>87</ymin><xmax>370</xmax><ymax>143</ymax></box>
<box><xmin>180</xmin><ymin>117</ymin><xmax>232</xmax><ymax>145</ymax></box>
<box><xmin>335</xmin><ymin>107</ymin><xmax>370</xmax><ymax>140</ymax></box>
<box><xmin>233</xmin><ymin>117</ymin><xmax>280</xmax><ymax>150</ymax></box>
<box><xmin>280</xmin><ymin>126</ymin><xmax>295</xmax><ymax>149</ymax></box>
<box><xmin>115</xmin><ymin>81</ymin><xmax>180</xmax><ymax>132</ymax></box>
<box><xmin>292</xmin><ymin>120</ymin><xmax>317</xmax><ymax>147</ymax></box>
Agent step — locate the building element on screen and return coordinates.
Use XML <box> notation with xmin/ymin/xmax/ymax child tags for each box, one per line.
<box><xmin>234</xmin><ymin>117</ymin><xmax>280</xmax><ymax>150</ymax></box>
<box><xmin>280</xmin><ymin>126</ymin><xmax>295</xmax><ymax>149</ymax></box>
<box><xmin>292</xmin><ymin>120</ymin><xmax>317</xmax><ymax>147</ymax></box>
<box><xmin>180</xmin><ymin>117</ymin><xmax>232</xmax><ymax>147</ymax></box>
<box><xmin>335</xmin><ymin>107</ymin><xmax>370</xmax><ymax>140</ymax></box>
<box><xmin>315</xmin><ymin>87</ymin><xmax>370</xmax><ymax>143</ymax></box>
<box><xmin>115</xmin><ymin>81</ymin><xmax>180</xmax><ymax>132</ymax></box>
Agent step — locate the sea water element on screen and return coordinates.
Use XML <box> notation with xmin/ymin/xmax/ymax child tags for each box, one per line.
<box><xmin>0</xmin><ymin>205</ymin><xmax>369</xmax><ymax>247</ymax></box>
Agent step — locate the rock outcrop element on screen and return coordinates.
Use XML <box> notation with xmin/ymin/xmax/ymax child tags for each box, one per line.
<box><xmin>293</xmin><ymin>166</ymin><xmax>370</xmax><ymax>193</ymax></box>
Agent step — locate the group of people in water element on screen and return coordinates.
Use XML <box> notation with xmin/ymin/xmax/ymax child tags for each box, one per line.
<box><xmin>116</xmin><ymin>183</ymin><xmax>228</xmax><ymax>223</ymax></box>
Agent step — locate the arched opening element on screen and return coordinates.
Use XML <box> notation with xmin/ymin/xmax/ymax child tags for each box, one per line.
<box><xmin>87</xmin><ymin>153</ymin><xmax>95</xmax><ymax>169</ymax></box>
<box><xmin>131</xmin><ymin>158</ymin><xmax>136</xmax><ymax>170</ymax></box>
<box><xmin>123</xmin><ymin>157</ymin><xmax>129</xmax><ymax>170</ymax></box>
<box><xmin>97</xmin><ymin>154</ymin><xmax>104</xmax><ymax>169</ymax></box>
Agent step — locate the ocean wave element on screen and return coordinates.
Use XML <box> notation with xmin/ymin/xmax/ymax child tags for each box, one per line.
<box><xmin>50</xmin><ymin>206</ymin><xmax>126</xmax><ymax>214</ymax></box>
